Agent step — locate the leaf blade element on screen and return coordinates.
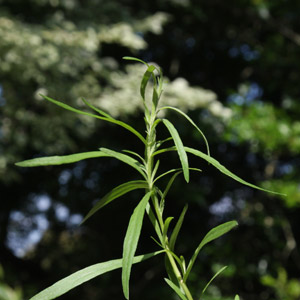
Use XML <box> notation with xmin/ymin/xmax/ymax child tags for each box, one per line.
<box><xmin>81</xmin><ymin>97</ymin><xmax>113</xmax><ymax>119</ymax></box>
<box><xmin>163</xmin><ymin>217</ymin><xmax>174</xmax><ymax>241</ymax></box>
<box><xmin>30</xmin><ymin>251</ymin><xmax>163</xmax><ymax>300</ymax></box>
<box><xmin>201</xmin><ymin>266</ymin><xmax>227</xmax><ymax>296</ymax></box>
<box><xmin>41</xmin><ymin>95</ymin><xmax>146</xmax><ymax>144</ymax></box>
<box><xmin>123</xmin><ymin>56</ymin><xmax>149</xmax><ymax>66</ymax></box>
<box><xmin>15</xmin><ymin>151</ymin><xmax>108</xmax><ymax>167</ymax></box>
<box><xmin>162</xmin><ymin>119</ymin><xmax>189</xmax><ymax>183</ymax></box>
<box><xmin>140</xmin><ymin>65</ymin><xmax>156</xmax><ymax>100</ymax></box>
<box><xmin>100</xmin><ymin>148</ymin><xmax>146</xmax><ymax>179</ymax></box>
<box><xmin>169</xmin><ymin>204</ymin><xmax>188</xmax><ymax>251</ymax></box>
<box><xmin>81</xmin><ymin>180</ymin><xmax>148</xmax><ymax>224</ymax></box>
<box><xmin>185</xmin><ymin>146</ymin><xmax>286</xmax><ymax>195</ymax></box>
<box><xmin>160</xmin><ymin>106</ymin><xmax>210</xmax><ymax>156</ymax></box>
<box><xmin>184</xmin><ymin>221</ymin><xmax>238</xmax><ymax>282</ymax></box>
<box><xmin>122</xmin><ymin>192</ymin><xmax>152</xmax><ymax>299</ymax></box>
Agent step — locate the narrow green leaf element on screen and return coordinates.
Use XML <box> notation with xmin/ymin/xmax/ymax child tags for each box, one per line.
<box><xmin>153</xmin><ymin>146</ymin><xmax>174</xmax><ymax>157</ymax></box>
<box><xmin>106</xmin><ymin>119</ymin><xmax>146</xmax><ymax>145</ymax></box>
<box><xmin>180</xmin><ymin>256</ymin><xmax>186</xmax><ymax>274</ymax></box>
<box><xmin>152</xmin><ymin>86</ymin><xmax>159</xmax><ymax>108</ymax></box>
<box><xmin>146</xmin><ymin>203</ymin><xmax>163</xmax><ymax>243</ymax></box>
<box><xmin>164</xmin><ymin>278</ymin><xmax>188</xmax><ymax>300</ymax></box>
<box><xmin>163</xmin><ymin>217</ymin><xmax>174</xmax><ymax>240</ymax></box>
<box><xmin>151</xmin><ymin>160</ymin><xmax>160</xmax><ymax>182</ymax></box>
<box><xmin>81</xmin><ymin>98</ymin><xmax>112</xmax><ymax>118</ymax></box>
<box><xmin>163</xmin><ymin>171</ymin><xmax>182</xmax><ymax>199</ymax></box>
<box><xmin>235</xmin><ymin>295</ymin><xmax>240</xmax><ymax>300</ymax></box>
<box><xmin>160</xmin><ymin>106</ymin><xmax>210</xmax><ymax>156</ymax></box>
<box><xmin>201</xmin><ymin>266</ymin><xmax>227</xmax><ymax>296</ymax></box>
<box><xmin>150</xmin><ymin>236</ymin><xmax>163</xmax><ymax>248</ymax></box>
<box><xmin>165</xmin><ymin>255</ymin><xmax>179</xmax><ymax>288</ymax></box>
<box><xmin>15</xmin><ymin>151</ymin><xmax>108</xmax><ymax>167</ymax></box>
<box><xmin>153</xmin><ymin>168</ymin><xmax>182</xmax><ymax>184</ymax></box>
<box><xmin>100</xmin><ymin>148</ymin><xmax>147</xmax><ymax>179</ymax></box>
<box><xmin>154</xmin><ymin>146</ymin><xmax>284</xmax><ymax>195</ymax></box>
<box><xmin>29</xmin><ymin>251</ymin><xmax>163</xmax><ymax>300</ymax></box>
<box><xmin>169</xmin><ymin>205</ymin><xmax>188</xmax><ymax>251</ymax></box>
<box><xmin>162</xmin><ymin>119</ymin><xmax>189</xmax><ymax>183</ymax></box>
<box><xmin>41</xmin><ymin>94</ymin><xmax>95</xmax><ymax>116</ymax></box>
<box><xmin>41</xmin><ymin>95</ymin><xmax>146</xmax><ymax>144</ymax></box>
<box><xmin>154</xmin><ymin>168</ymin><xmax>201</xmax><ymax>184</ymax></box>
<box><xmin>141</xmin><ymin>65</ymin><xmax>156</xmax><ymax>100</ymax></box>
<box><xmin>157</xmin><ymin>67</ymin><xmax>164</xmax><ymax>96</ymax></box>
<box><xmin>185</xmin><ymin>146</ymin><xmax>286</xmax><ymax>195</ymax></box>
<box><xmin>155</xmin><ymin>137</ymin><xmax>173</xmax><ymax>149</ymax></box>
<box><xmin>122</xmin><ymin>150</ymin><xmax>145</xmax><ymax>164</ymax></box>
<box><xmin>123</xmin><ymin>56</ymin><xmax>149</xmax><ymax>66</ymax></box>
<box><xmin>184</xmin><ymin>221</ymin><xmax>238</xmax><ymax>282</ymax></box>
<box><xmin>122</xmin><ymin>192</ymin><xmax>152</xmax><ymax>299</ymax></box>
<box><xmin>81</xmin><ymin>180</ymin><xmax>148</xmax><ymax>224</ymax></box>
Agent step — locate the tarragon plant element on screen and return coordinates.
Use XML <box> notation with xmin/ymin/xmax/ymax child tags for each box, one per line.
<box><xmin>16</xmin><ymin>57</ymin><xmax>281</xmax><ymax>300</ymax></box>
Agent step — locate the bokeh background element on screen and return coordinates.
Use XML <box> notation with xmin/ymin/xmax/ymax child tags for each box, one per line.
<box><xmin>1</xmin><ymin>0</ymin><xmax>300</xmax><ymax>299</ymax></box>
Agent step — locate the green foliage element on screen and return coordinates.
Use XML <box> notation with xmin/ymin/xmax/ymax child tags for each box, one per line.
<box><xmin>15</xmin><ymin>58</ymin><xmax>281</xmax><ymax>299</ymax></box>
<box><xmin>81</xmin><ymin>180</ymin><xmax>149</xmax><ymax>224</ymax></box>
<box><xmin>29</xmin><ymin>252</ymin><xmax>163</xmax><ymax>300</ymax></box>
<box><xmin>162</xmin><ymin>119</ymin><xmax>190</xmax><ymax>183</ymax></box>
<box><xmin>1</xmin><ymin>2</ymin><xmax>299</xmax><ymax>300</ymax></box>
<box><xmin>261</xmin><ymin>268</ymin><xmax>300</xmax><ymax>300</ymax></box>
<box><xmin>15</xmin><ymin>151</ymin><xmax>108</xmax><ymax>167</ymax></box>
<box><xmin>184</xmin><ymin>222</ymin><xmax>238</xmax><ymax>282</ymax></box>
<box><xmin>0</xmin><ymin>265</ymin><xmax>22</xmax><ymax>300</ymax></box>
<box><xmin>122</xmin><ymin>192</ymin><xmax>152</xmax><ymax>299</ymax></box>
<box><xmin>225</xmin><ymin>102</ymin><xmax>300</xmax><ymax>154</ymax></box>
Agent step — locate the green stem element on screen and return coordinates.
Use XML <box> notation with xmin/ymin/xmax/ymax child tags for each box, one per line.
<box><xmin>144</xmin><ymin>107</ymin><xmax>194</xmax><ymax>300</ymax></box>
<box><xmin>165</xmin><ymin>249</ymin><xmax>194</xmax><ymax>300</ymax></box>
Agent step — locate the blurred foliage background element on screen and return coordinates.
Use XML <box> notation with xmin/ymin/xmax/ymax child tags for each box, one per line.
<box><xmin>0</xmin><ymin>0</ymin><xmax>299</xmax><ymax>299</ymax></box>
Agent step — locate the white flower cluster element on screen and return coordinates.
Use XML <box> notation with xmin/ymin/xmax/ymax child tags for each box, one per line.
<box><xmin>94</xmin><ymin>64</ymin><xmax>232</xmax><ymax>120</ymax></box>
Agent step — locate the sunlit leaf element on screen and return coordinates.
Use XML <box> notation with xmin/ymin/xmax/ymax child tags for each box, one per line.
<box><xmin>235</xmin><ymin>295</ymin><xmax>240</xmax><ymax>300</ymax></box>
<box><xmin>122</xmin><ymin>192</ymin><xmax>152</xmax><ymax>299</ymax></box>
<box><xmin>81</xmin><ymin>180</ymin><xmax>148</xmax><ymax>224</ymax></box>
<box><xmin>29</xmin><ymin>251</ymin><xmax>163</xmax><ymax>300</ymax></box>
<box><xmin>122</xmin><ymin>150</ymin><xmax>145</xmax><ymax>164</ymax></box>
<box><xmin>185</xmin><ymin>146</ymin><xmax>285</xmax><ymax>195</ymax></box>
<box><xmin>81</xmin><ymin>98</ymin><xmax>112</xmax><ymax>119</ymax></box>
<box><xmin>162</xmin><ymin>119</ymin><xmax>189</xmax><ymax>183</ymax></box>
<box><xmin>155</xmin><ymin>146</ymin><xmax>285</xmax><ymax>195</ymax></box>
<box><xmin>153</xmin><ymin>168</ymin><xmax>182</xmax><ymax>184</ymax></box>
<box><xmin>141</xmin><ymin>65</ymin><xmax>156</xmax><ymax>100</ymax></box>
<box><xmin>160</xmin><ymin>106</ymin><xmax>210</xmax><ymax>156</ymax></box>
<box><xmin>123</xmin><ymin>56</ymin><xmax>149</xmax><ymax>66</ymax></box>
<box><xmin>15</xmin><ymin>151</ymin><xmax>108</xmax><ymax>167</ymax></box>
<box><xmin>184</xmin><ymin>221</ymin><xmax>238</xmax><ymax>282</ymax></box>
<box><xmin>100</xmin><ymin>148</ymin><xmax>146</xmax><ymax>179</ymax></box>
<box><xmin>41</xmin><ymin>95</ymin><xmax>146</xmax><ymax>144</ymax></box>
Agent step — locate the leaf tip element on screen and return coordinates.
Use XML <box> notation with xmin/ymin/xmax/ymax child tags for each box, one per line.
<box><xmin>184</xmin><ymin>174</ymin><xmax>189</xmax><ymax>183</ymax></box>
